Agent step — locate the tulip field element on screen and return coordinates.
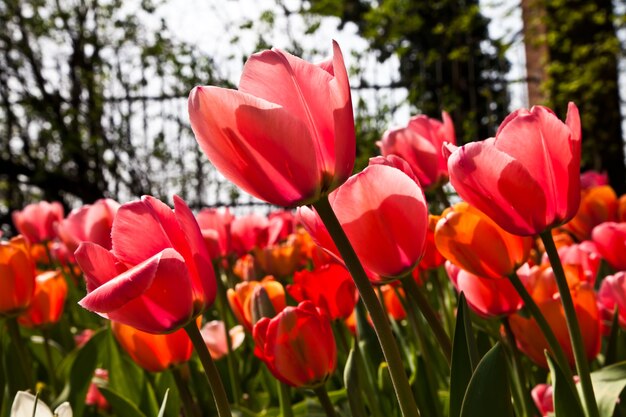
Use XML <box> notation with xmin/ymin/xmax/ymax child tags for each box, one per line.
<box><xmin>4</xmin><ymin>41</ymin><xmax>626</xmax><ymax>417</ymax></box>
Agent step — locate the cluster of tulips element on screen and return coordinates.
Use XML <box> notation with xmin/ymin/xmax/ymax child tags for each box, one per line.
<box><xmin>2</xmin><ymin>40</ymin><xmax>626</xmax><ymax>417</ymax></box>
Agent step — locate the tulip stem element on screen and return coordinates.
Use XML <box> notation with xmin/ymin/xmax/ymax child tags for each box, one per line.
<box><xmin>172</xmin><ymin>365</ymin><xmax>201</xmax><ymax>417</ymax></box>
<box><xmin>184</xmin><ymin>322</ymin><xmax>232</xmax><ymax>417</ymax></box>
<box><xmin>313</xmin><ymin>385</ymin><xmax>338</xmax><ymax>417</ymax></box>
<box><xmin>540</xmin><ymin>231</ymin><xmax>599</xmax><ymax>417</ymax></box>
<box><xmin>507</xmin><ymin>271</ymin><xmax>577</xmax><ymax>391</ymax></box>
<box><xmin>277</xmin><ymin>381</ymin><xmax>293</xmax><ymax>417</ymax></box>
<box><xmin>313</xmin><ymin>196</ymin><xmax>420</xmax><ymax>417</ymax></box>
<box><xmin>401</xmin><ymin>276</ymin><xmax>452</xmax><ymax>365</ymax></box>
<box><xmin>42</xmin><ymin>328</ymin><xmax>58</xmax><ymax>394</ymax></box>
<box><xmin>501</xmin><ymin>318</ymin><xmax>534</xmax><ymax>417</ymax></box>
<box><xmin>216</xmin><ymin>273</ymin><xmax>242</xmax><ymax>404</ymax></box>
<box><xmin>6</xmin><ymin>318</ymin><xmax>34</xmax><ymax>391</ymax></box>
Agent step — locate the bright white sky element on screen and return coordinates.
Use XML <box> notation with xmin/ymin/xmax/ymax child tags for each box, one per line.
<box><xmin>155</xmin><ymin>0</ymin><xmax>528</xmax><ymax>126</ymax></box>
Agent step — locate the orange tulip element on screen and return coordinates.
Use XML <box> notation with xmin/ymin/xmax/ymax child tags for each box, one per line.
<box><xmin>0</xmin><ymin>236</ymin><xmax>36</xmax><ymax>317</ymax></box>
<box><xmin>233</xmin><ymin>254</ymin><xmax>261</xmax><ymax>281</ymax></box>
<box><xmin>253</xmin><ymin>238</ymin><xmax>301</xmax><ymax>278</ymax></box>
<box><xmin>562</xmin><ymin>185</ymin><xmax>617</xmax><ymax>241</ymax></box>
<box><xmin>18</xmin><ymin>270</ymin><xmax>67</xmax><ymax>328</ymax></box>
<box><xmin>418</xmin><ymin>215</ymin><xmax>445</xmax><ymax>271</ymax></box>
<box><xmin>227</xmin><ymin>276</ymin><xmax>286</xmax><ymax>331</ymax></box>
<box><xmin>509</xmin><ymin>266</ymin><xmax>600</xmax><ymax>368</ymax></box>
<box><xmin>111</xmin><ymin>321</ymin><xmax>193</xmax><ymax>372</ymax></box>
<box><xmin>435</xmin><ymin>202</ymin><xmax>532</xmax><ymax>279</ymax></box>
<box><xmin>380</xmin><ymin>285</ymin><xmax>406</xmax><ymax>321</ymax></box>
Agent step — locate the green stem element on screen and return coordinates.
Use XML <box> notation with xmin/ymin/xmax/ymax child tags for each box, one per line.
<box><xmin>540</xmin><ymin>231</ymin><xmax>599</xmax><ymax>417</ymax></box>
<box><xmin>313</xmin><ymin>385</ymin><xmax>338</xmax><ymax>417</ymax></box>
<box><xmin>172</xmin><ymin>365</ymin><xmax>201</xmax><ymax>417</ymax></box>
<box><xmin>216</xmin><ymin>274</ymin><xmax>242</xmax><ymax>404</ymax></box>
<box><xmin>184</xmin><ymin>321</ymin><xmax>232</xmax><ymax>417</ymax></box>
<box><xmin>6</xmin><ymin>318</ymin><xmax>34</xmax><ymax>390</ymax></box>
<box><xmin>42</xmin><ymin>328</ymin><xmax>58</xmax><ymax>394</ymax></box>
<box><xmin>313</xmin><ymin>197</ymin><xmax>420</xmax><ymax>417</ymax></box>
<box><xmin>507</xmin><ymin>271</ymin><xmax>577</xmax><ymax>392</ymax></box>
<box><xmin>277</xmin><ymin>381</ymin><xmax>294</xmax><ymax>417</ymax></box>
<box><xmin>502</xmin><ymin>318</ymin><xmax>534</xmax><ymax>417</ymax></box>
<box><xmin>401</xmin><ymin>276</ymin><xmax>452</xmax><ymax>365</ymax></box>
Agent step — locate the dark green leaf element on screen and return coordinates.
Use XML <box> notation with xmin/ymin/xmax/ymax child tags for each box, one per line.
<box><xmin>68</xmin><ymin>329</ymin><xmax>106</xmax><ymax>417</ymax></box>
<box><xmin>343</xmin><ymin>348</ymin><xmax>368</xmax><ymax>417</ymax></box>
<box><xmin>98</xmin><ymin>387</ymin><xmax>148</xmax><ymax>417</ymax></box>
<box><xmin>460</xmin><ymin>343</ymin><xmax>514</xmax><ymax>417</ymax></box>
<box><xmin>546</xmin><ymin>353</ymin><xmax>584</xmax><ymax>417</ymax></box>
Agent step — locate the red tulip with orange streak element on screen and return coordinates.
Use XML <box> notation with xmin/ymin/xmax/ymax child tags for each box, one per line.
<box><xmin>227</xmin><ymin>276</ymin><xmax>286</xmax><ymax>331</ymax></box>
<box><xmin>253</xmin><ymin>301</ymin><xmax>336</xmax><ymax>388</ymax></box>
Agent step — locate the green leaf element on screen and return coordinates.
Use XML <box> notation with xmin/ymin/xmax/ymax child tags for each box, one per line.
<box><xmin>105</xmin><ymin>328</ymin><xmax>144</xmax><ymax>404</ymax></box>
<box><xmin>546</xmin><ymin>353</ymin><xmax>585</xmax><ymax>417</ymax></box>
<box><xmin>154</xmin><ymin>371</ymin><xmax>181</xmax><ymax>417</ymax></box>
<box><xmin>157</xmin><ymin>389</ymin><xmax>169</xmax><ymax>417</ymax></box>
<box><xmin>415</xmin><ymin>355</ymin><xmax>443</xmax><ymax>417</ymax></box>
<box><xmin>449</xmin><ymin>293</ymin><xmax>479</xmax><ymax>417</ymax></box>
<box><xmin>460</xmin><ymin>343</ymin><xmax>514</xmax><ymax>417</ymax></box>
<box><xmin>605</xmin><ymin>309</ymin><xmax>626</xmax><ymax>367</ymax></box>
<box><xmin>587</xmin><ymin>361</ymin><xmax>626</xmax><ymax>417</ymax></box>
<box><xmin>98</xmin><ymin>387</ymin><xmax>148</xmax><ymax>417</ymax></box>
<box><xmin>68</xmin><ymin>329</ymin><xmax>106</xmax><ymax>417</ymax></box>
<box><xmin>343</xmin><ymin>348</ymin><xmax>368</xmax><ymax>417</ymax></box>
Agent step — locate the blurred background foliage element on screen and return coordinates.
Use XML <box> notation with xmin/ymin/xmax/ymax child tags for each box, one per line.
<box><xmin>1</xmin><ymin>0</ymin><xmax>626</xmax><ymax>231</ymax></box>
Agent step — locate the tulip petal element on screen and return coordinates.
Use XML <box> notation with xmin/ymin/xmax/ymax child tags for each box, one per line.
<box><xmin>75</xmin><ymin>242</ymin><xmax>126</xmax><ymax>292</ymax></box>
<box><xmin>189</xmin><ymin>86</ymin><xmax>321</xmax><ymax>205</ymax></box>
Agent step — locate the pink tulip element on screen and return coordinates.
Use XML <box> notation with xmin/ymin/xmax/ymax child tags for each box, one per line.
<box><xmin>531</xmin><ymin>384</ymin><xmax>554</xmax><ymax>417</ymax></box>
<box><xmin>75</xmin><ymin>196</ymin><xmax>215</xmax><ymax>334</ymax></box>
<box><xmin>12</xmin><ymin>201</ymin><xmax>64</xmax><ymax>243</ymax></box>
<box><xmin>580</xmin><ymin>170</ymin><xmax>608</xmax><ymax>190</ymax></box>
<box><xmin>378</xmin><ymin>112</ymin><xmax>455</xmax><ymax>188</ymax></box>
<box><xmin>200</xmin><ymin>320</ymin><xmax>245</xmax><ymax>360</ymax></box>
<box><xmin>299</xmin><ymin>160</ymin><xmax>428</xmax><ymax>281</ymax></box>
<box><xmin>598</xmin><ymin>271</ymin><xmax>626</xmax><ymax>329</ymax></box>
<box><xmin>445</xmin><ymin>262</ymin><xmax>522</xmax><ymax>318</ymax></box>
<box><xmin>445</xmin><ymin>103</ymin><xmax>581</xmax><ymax>236</ymax></box>
<box><xmin>189</xmin><ymin>41</ymin><xmax>355</xmax><ymax>207</ymax></box>
<box><xmin>57</xmin><ymin>198</ymin><xmax>120</xmax><ymax>252</ymax></box>
<box><xmin>231</xmin><ymin>213</ymin><xmax>281</xmax><ymax>255</ymax></box>
<box><xmin>196</xmin><ymin>207</ymin><xmax>234</xmax><ymax>259</ymax></box>
<box><xmin>591</xmin><ymin>222</ymin><xmax>626</xmax><ymax>270</ymax></box>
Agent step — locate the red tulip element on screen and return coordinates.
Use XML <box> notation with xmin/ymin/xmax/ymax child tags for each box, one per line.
<box><xmin>419</xmin><ymin>215</ymin><xmax>446</xmax><ymax>271</ymax></box>
<box><xmin>0</xmin><ymin>236</ymin><xmax>36</xmax><ymax>316</ymax></box>
<box><xmin>75</xmin><ymin>196</ymin><xmax>215</xmax><ymax>334</ymax></box>
<box><xmin>445</xmin><ymin>103</ymin><xmax>581</xmax><ymax>236</ymax></box>
<box><xmin>12</xmin><ymin>201</ymin><xmax>64</xmax><ymax>243</ymax></box>
<box><xmin>111</xmin><ymin>321</ymin><xmax>193</xmax><ymax>372</ymax></box>
<box><xmin>531</xmin><ymin>384</ymin><xmax>554</xmax><ymax>417</ymax></box>
<box><xmin>288</xmin><ymin>263</ymin><xmax>357</xmax><ymax>320</ymax></box>
<box><xmin>189</xmin><ymin>41</ymin><xmax>355</xmax><ymax>206</ymax></box>
<box><xmin>445</xmin><ymin>262</ymin><xmax>521</xmax><ymax>318</ymax></box>
<box><xmin>86</xmin><ymin>369</ymin><xmax>110</xmax><ymax>410</ymax></box>
<box><xmin>378</xmin><ymin>112</ymin><xmax>455</xmax><ymax>188</ymax></box>
<box><xmin>598</xmin><ymin>271</ymin><xmax>626</xmax><ymax>330</ymax></box>
<box><xmin>380</xmin><ymin>284</ymin><xmax>407</xmax><ymax>321</ymax></box>
<box><xmin>298</xmin><ymin>161</ymin><xmax>428</xmax><ymax>281</ymax></box>
<box><xmin>253</xmin><ymin>301</ymin><xmax>336</xmax><ymax>387</ymax></box>
<box><xmin>18</xmin><ymin>270</ymin><xmax>67</xmax><ymax>328</ymax></box>
<box><xmin>57</xmin><ymin>198</ymin><xmax>120</xmax><ymax>252</ymax></box>
<box><xmin>591</xmin><ymin>222</ymin><xmax>626</xmax><ymax>270</ymax></box>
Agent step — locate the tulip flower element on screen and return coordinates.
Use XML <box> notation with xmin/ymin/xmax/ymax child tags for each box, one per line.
<box><xmin>227</xmin><ymin>276</ymin><xmax>286</xmax><ymax>331</ymax></box>
<box><xmin>378</xmin><ymin>111</ymin><xmax>455</xmax><ymax>189</ymax></box>
<box><xmin>591</xmin><ymin>222</ymin><xmax>626</xmax><ymax>270</ymax></box>
<box><xmin>253</xmin><ymin>300</ymin><xmax>336</xmax><ymax>388</ymax></box>
<box><xmin>445</xmin><ymin>103</ymin><xmax>581</xmax><ymax>236</ymax></box>
<box><xmin>189</xmin><ymin>41</ymin><xmax>355</xmax><ymax>207</ymax></box>
<box><xmin>509</xmin><ymin>268</ymin><xmax>600</xmax><ymax>368</ymax></box>
<box><xmin>0</xmin><ymin>236</ymin><xmax>36</xmax><ymax>317</ymax></box>
<box><xmin>231</xmin><ymin>213</ymin><xmax>281</xmax><ymax>255</ymax></box>
<box><xmin>18</xmin><ymin>270</ymin><xmax>67</xmax><ymax>328</ymax></box>
<box><xmin>200</xmin><ymin>320</ymin><xmax>245</xmax><ymax>360</ymax></box>
<box><xmin>11</xmin><ymin>391</ymin><xmax>72</xmax><ymax>417</ymax></box>
<box><xmin>268</xmin><ymin>210</ymin><xmax>297</xmax><ymax>241</ymax></box>
<box><xmin>435</xmin><ymin>202</ymin><xmax>532</xmax><ymax>279</ymax></box>
<box><xmin>232</xmin><ymin>254</ymin><xmax>261</xmax><ymax>281</ymax></box>
<box><xmin>598</xmin><ymin>271</ymin><xmax>626</xmax><ymax>330</ymax></box>
<box><xmin>531</xmin><ymin>384</ymin><xmax>554</xmax><ymax>417</ymax></box>
<box><xmin>580</xmin><ymin>170</ymin><xmax>608</xmax><ymax>190</ymax></box>
<box><xmin>75</xmin><ymin>195</ymin><xmax>215</xmax><ymax>334</ymax></box>
<box><xmin>543</xmin><ymin>242</ymin><xmax>600</xmax><ymax>284</ymax></box>
<box><xmin>380</xmin><ymin>284</ymin><xmax>407</xmax><ymax>321</ymax></box>
<box><xmin>299</xmin><ymin>160</ymin><xmax>428</xmax><ymax>281</ymax></box>
<box><xmin>12</xmin><ymin>201</ymin><xmax>64</xmax><ymax>244</ymax></box>
<box><xmin>253</xmin><ymin>238</ymin><xmax>301</xmax><ymax>278</ymax></box>
<box><xmin>445</xmin><ymin>262</ymin><xmax>522</xmax><ymax>318</ymax></box>
<box><xmin>86</xmin><ymin>368</ymin><xmax>110</xmax><ymax>411</ymax></box>
<box><xmin>562</xmin><ymin>186</ymin><xmax>617</xmax><ymax>241</ymax></box>
<box><xmin>418</xmin><ymin>215</ymin><xmax>445</xmax><ymax>271</ymax></box>
<box><xmin>111</xmin><ymin>321</ymin><xmax>194</xmax><ymax>372</ymax></box>
<box><xmin>57</xmin><ymin>198</ymin><xmax>120</xmax><ymax>253</ymax></box>
<box><xmin>196</xmin><ymin>207</ymin><xmax>234</xmax><ymax>259</ymax></box>
<box><xmin>288</xmin><ymin>263</ymin><xmax>357</xmax><ymax>320</ymax></box>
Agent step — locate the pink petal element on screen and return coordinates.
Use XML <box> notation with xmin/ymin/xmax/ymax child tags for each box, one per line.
<box><xmin>189</xmin><ymin>86</ymin><xmax>321</xmax><ymax>205</ymax></box>
<box><xmin>75</xmin><ymin>242</ymin><xmax>126</xmax><ymax>292</ymax></box>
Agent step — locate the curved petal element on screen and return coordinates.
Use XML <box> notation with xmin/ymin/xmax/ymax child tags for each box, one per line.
<box><xmin>75</xmin><ymin>242</ymin><xmax>126</xmax><ymax>292</ymax></box>
<box><xmin>189</xmin><ymin>86</ymin><xmax>321</xmax><ymax>205</ymax></box>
